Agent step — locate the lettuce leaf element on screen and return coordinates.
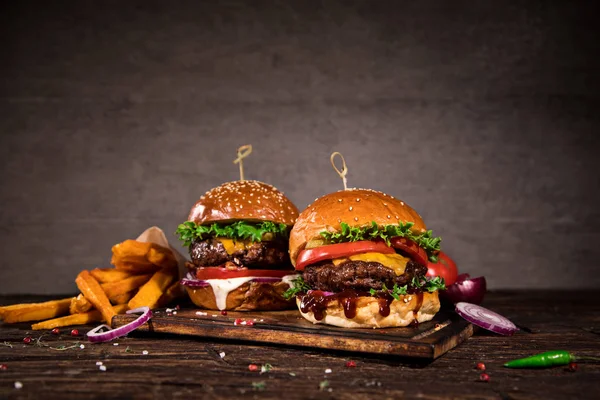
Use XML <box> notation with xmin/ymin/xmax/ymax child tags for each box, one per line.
<box><xmin>176</xmin><ymin>220</ymin><xmax>288</xmax><ymax>247</ymax></box>
<box><xmin>320</xmin><ymin>221</ymin><xmax>442</xmax><ymax>262</ymax></box>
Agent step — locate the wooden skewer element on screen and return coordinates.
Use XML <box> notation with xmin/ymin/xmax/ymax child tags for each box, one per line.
<box><xmin>330</xmin><ymin>151</ymin><xmax>349</xmax><ymax>190</ymax></box>
<box><xmin>233</xmin><ymin>144</ymin><xmax>253</xmax><ymax>181</ymax></box>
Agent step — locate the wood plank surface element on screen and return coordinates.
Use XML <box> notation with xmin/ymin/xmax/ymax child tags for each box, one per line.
<box><xmin>1</xmin><ymin>291</ymin><xmax>599</xmax><ymax>399</ymax></box>
<box><xmin>112</xmin><ymin>307</ymin><xmax>474</xmax><ymax>359</ymax></box>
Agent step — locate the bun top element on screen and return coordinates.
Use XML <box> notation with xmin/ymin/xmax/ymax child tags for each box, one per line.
<box><xmin>188</xmin><ymin>180</ymin><xmax>299</xmax><ymax>226</ymax></box>
<box><xmin>289</xmin><ymin>188</ymin><xmax>427</xmax><ymax>265</ymax></box>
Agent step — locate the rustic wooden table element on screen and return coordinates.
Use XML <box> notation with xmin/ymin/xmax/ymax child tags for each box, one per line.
<box><xmin>1</xmin><ymin>291</ymin><xmax>599</xmax><ymax>399</ymax></box>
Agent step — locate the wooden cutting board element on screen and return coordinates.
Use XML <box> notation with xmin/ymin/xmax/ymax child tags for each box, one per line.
<box><xmin>112</xmin><ymin>306</ymin><xmax>473</xmax><ymax>359</ymax></box>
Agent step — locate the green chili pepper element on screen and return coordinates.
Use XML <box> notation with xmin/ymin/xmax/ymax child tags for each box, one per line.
<box><xmin>504</xmin><ymin>351</ymin><xmax>600</xmax><ymax>368</ymax></box>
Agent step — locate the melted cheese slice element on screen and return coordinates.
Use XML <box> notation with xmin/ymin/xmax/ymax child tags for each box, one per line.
<box><xmin>216</xmin><ymin>238</ymin><xmax>248</xmax><ymax>255</ymax></box>
<box><xmin>332</xmin><ymin>252</ymin><xmax>410</xmax><ymax>276</ymax></box>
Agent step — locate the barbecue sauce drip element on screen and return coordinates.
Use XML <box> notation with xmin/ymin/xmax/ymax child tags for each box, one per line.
<box><xmin>377</xmin><ymin>294</ymin><xmax>393</xmax><ymax>317</ymax></box>
<box><xmin>299</xmin><ymin>290</ymin><xmax>360</xmax><ymax>320</ymax></box>
<box><xmin>412</xmin><ymin>292</ymin><xmax>424</xmax><ymax>325</ymax></box>
<box><xmin>299</xmin><ymin>290</ymin><xmax>421</xmax><ymax>321</ymax></box>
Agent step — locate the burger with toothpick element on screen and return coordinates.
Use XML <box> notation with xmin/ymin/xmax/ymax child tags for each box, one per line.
<box><xmin>176</xmin><ymin>145</ymin><xmax>300</xmax><ymax>311</ymax></box>
<box><xmin>284</xmin><ymin>153</ymin><xmax>446</xmax><ymax>328</ymax></box>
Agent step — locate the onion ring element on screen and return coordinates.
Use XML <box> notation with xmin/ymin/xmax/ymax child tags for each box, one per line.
<box><xmin>86</xmin><ymin>307</ymin><xmax>152</xmax><ymax>343</ymax></box>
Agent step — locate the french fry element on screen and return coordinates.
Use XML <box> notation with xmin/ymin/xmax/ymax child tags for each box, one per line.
<box><xmin>128</xmin><ymin>269</ymin><xmax>175</xmax><ymax>309</ymax></box>
<box><xmin>0</xmin><ymin>298</ymin><xmax>73</xmax><ymax>323</ymax></box>
<box><xmin>112</xmin><ymin>240</ymin><xmax>177</xmax><ymax>269</ymax></box>
<box><xmin>156</xmin><ymin>280</ymin><xmax>186</xmax><ymax>309</ymax></box>
<box><xmin>90</xmin><ymin>268</ymin><xmax>135</xmax><ymax>283</ymax></box>
<box><xmin>108</xmin><ymin>290</ymin><xmax>135</xmax><ymax>305</ymax></box>
<box><xmin>101</xmin><ymin>274</ymin><xmax>152</xmax><ymax>300</ymax></box>
<box><xmin>75</xmin><ymin>270</ymin><xmax>115</xmax><ymax>324</ymax></box>
<box><xmin>69</xmin><ymin>294</ymin><xmax>93</xmax><ymax>314</ymax></box>
<box><xmin>112</xmin><ymin>260</ymin><xmax>161</xmax><ymax>275</ymax></box>
<box><xmin>31</xmin><ymin>304</ymin><xmax>128</xmax><ymax>330</ymax></box>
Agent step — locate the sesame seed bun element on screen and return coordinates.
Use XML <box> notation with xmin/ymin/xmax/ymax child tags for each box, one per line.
<box><xmin>296</xmin><ymin>292</ymin><xmax>440</xmax><ymax>328</ymax></box>
<box><xmin>288</xmin><ymin>188</ymin><xmax>427</xmax><ymax>266</ymax></box>
<box><xmin>188</xmin><ymin>180</ymin><xmax>299</xmax><ymax>226</ymax></box>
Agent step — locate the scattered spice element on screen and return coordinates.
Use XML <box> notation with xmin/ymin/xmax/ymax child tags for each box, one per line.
<box><xmin>23</xmin><ymin>337</ymin><xmax>32</xmax><ymax>344</ymax></box>
<box><xmin>125</xmin><ymin>346</ymin><xmax>133</xmax><ymax>353</ymax></box>
<box><xmin>175</xmin><ymin>305</ymin><xmax>180</xmax><ymax>310</ymax></box>
<box><xmin>479</xmin><ymin>373</ymin><xmax>490</xmax><ymax>383</ymax></box>
<box><xmin>221</xmin><ymin>311</ymin><xmax>228</xmax><ymax>316</ymax></box>
<box><xmin>567</xmin><ymin>362</ymin><xmax>578</xmax><ymax>372</ymax></box>
<box><xmin>476</xmin><ymin>362</ymin><xmax>486</xmax><ymax>371</ymax></box>
<box><xmin>234</xmin><ymin>318</ymin><xmax>243</xmax><ymax>325</ymax></box>
<box><xmin>1</xmin><ymin>341</ymin><xmax>13</xmax><ymax>348</ymax></box>
<box><xmin>319</xmin><ymin>380</ymin><xmax>330</xmax><ymax>391</ymax></box>
<box><xmin>51</xmin><ymin>328</ymin><xmax>60</xmax><ymax>335</ymax></box>
<box><xmin>246</xmin><ymin>320</ymin><xmax>255</xmax><ymax>326</ymax></box>
<box><xmin>345</xmin><ymin>361</ymin><xmax>357</xmax><ymax>368</ymax></box>
<box><xmin>252</xmin><ymin>381</ymin><xmax>266</xmax><ymax>391</ymax></box>
<box><xmin>49</xmin><ymin>343</ymin><xmax>81</xmax><ymax>351</ymax></box>
<box><xmin>248</xmin><ymin>364</ymin><xmax>259</xmax><ymax>372</ymax></box>
<box><xmin>260</xmin><ymin>363</ymin><xmax>272</xmax><ymax>374</ymax></box>
<box><xmin>0</xmin><ymin>364</ymin><xmax>7</xmax><ymax>371</ymax></box>
<box><xmin>70</xmin><ymin>329</ymin><xmax>80</xmax><ymax>337</ymax></box>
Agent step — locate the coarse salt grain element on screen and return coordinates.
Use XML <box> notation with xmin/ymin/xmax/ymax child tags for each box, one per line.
<box><xmin>113</xmin><ymin>343</ymin><xmax>119</xmax><ymax>346</ymax></box>
<box><xmin>142</xmin><ymin>350</ymin><xmax>149</xmax><ymax>355</ymax></box>
<box><xmin>80</xmin><ymin>344</ymin><xmax>85</xmax><ymax>349</ymax></box>
<box><xmin>14</xmin><ymin>381</ymin><xmax>23</xmax><ymax>389</ymax></box>
<box><xmin>325</xmin><ymin>369</ymin><xmax>332</xmax><ymax>374</ymax></box>
<box><xmin>96</xmin><ymin>361</ymin><xmax>103</xmax><ymax>366</ymax></box>
<box><xmin>219</xmin><ymin>352</ymin><xmax>226</xmax><ymax>358</ymax></box>
<box><xmin>196</xmin><ymin>311</ymin><xmax>208</xmax><ymax>316</ymax></box>
<box><xmin>99</xmin><ymin>365</ymin><xmax>107</xmax><ymax>372</ymax></box>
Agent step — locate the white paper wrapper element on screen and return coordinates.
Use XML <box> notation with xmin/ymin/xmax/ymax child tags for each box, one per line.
<box><xmin>134</xmin><ymin>226</ymin><xmax>188</xmax><ymax>279</ymax></box>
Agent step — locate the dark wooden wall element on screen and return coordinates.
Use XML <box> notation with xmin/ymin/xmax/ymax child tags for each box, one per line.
<box><xmin>1</xmin><ymin>1</ymin><xmax>598</xmax><ymax>293</ymax></box>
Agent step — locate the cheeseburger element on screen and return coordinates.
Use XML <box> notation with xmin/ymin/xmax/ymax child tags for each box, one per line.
<box><xmin>286</xmin><ymin>188</ymin><xmax>445</xmax><ymax>328</ymax></box>
<box><xmin>176</xmin><ymin>180</ymin><xmax>300</xmax><ymax>311</ymax></box>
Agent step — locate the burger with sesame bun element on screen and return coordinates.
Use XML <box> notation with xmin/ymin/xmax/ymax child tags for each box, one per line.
<box><xmin>176</xmin><ymin>180</ymin><xmax>300</xmax><ymax>311</ymax></box>
<box><xmin>284</xmin><ymin>188</ymin><xmax>447</xmax><ymax>328</ymax></box>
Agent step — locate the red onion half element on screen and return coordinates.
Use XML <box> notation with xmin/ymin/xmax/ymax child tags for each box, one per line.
<box><xmin>86</xmin><ymin>307</ymin><xmax>152</xmax><ymax>343</ymax></box>
<box><xmin>442</xmin><ymin>274</ymin><xmax>487</xmax><ymax>305</ymax></box>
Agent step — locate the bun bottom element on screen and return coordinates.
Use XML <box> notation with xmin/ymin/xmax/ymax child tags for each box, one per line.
<box><xmin>296</xmin><ymin>292</ymin><xmax>440</xmax><ymax>328</ymax></box>
<box><xmin>185</xmin><ymin>280</ymin><xmax>295</xmax><ymax>311</ymax></box>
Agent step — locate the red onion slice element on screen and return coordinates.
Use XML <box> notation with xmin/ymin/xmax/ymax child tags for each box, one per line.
<box><xmin>180</xmin><ymin>277</ymin><xmax>284</xmax><ymax>287</ymax></box>
<box><xmin>180</xmin><ymin>278</ymin><xmax>210</xmax><ymax>288</ymax></box>
<box><xmin>86</xmin><ymin>307</ymin><xmax>152</xmax><ymax>343</ymax></box>
<box><xmin>307</xmin><ymin>290</ymin><xmax>335</xmax><ymax>297</ymax></box>
<box><xmin>251</xmin><ymin>277</ymin><xmax>284</xmax><ymax>283</ymax></box>
<box><xmin>455</xmin><ymin>302</ymin><xmax>518</xmax><ymax>336</ymax></box>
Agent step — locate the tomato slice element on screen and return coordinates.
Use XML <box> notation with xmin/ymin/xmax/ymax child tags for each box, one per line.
<box><xmin>390</xmin><ymin>237</ymin><xmax>429</xmax><ymax>267</ymax></box>
<box><xmin>295</xmin><ymin>241</ymin><xmax>396</xmax><ymax>271</ymax></box>
<box><xmin>196</xmin><ymin>267</ymin><xmax>294</xmax><ymax>280</ymax></box>
<box><xmin>426</xmin><ymin>251</ymin><xmax>458</xmax><ymax>286</ymax></box>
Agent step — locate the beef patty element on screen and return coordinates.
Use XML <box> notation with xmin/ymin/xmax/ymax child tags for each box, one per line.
<box><xmin>302</xmin><ymin>260</ymin><xmax>427</xmax><ymax>292</ymax></box>
<box><xmin>190</xmin><ymin>238</ymin><xmax>289</xmax><ymax>268</ymax></box>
